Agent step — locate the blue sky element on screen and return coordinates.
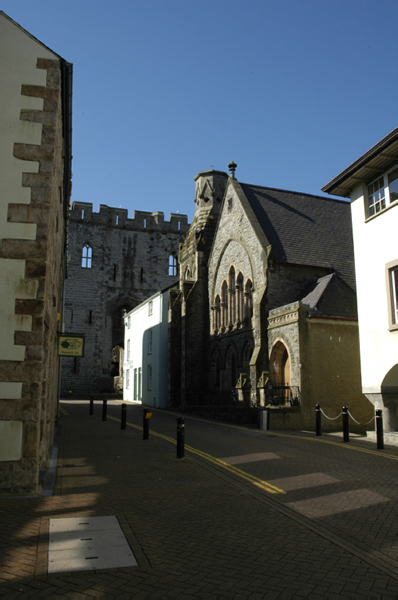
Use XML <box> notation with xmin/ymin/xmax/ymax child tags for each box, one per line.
<box><xmin>2</xmin><ymin>0</ymin><xmax>397</xmax><ymax>222</ymax></box>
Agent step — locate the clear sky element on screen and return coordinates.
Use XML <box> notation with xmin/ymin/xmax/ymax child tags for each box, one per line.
<box><xmin>2</xmin><ymin>0</ymin><xmax>397</xmax><ymax>222</ymax></box>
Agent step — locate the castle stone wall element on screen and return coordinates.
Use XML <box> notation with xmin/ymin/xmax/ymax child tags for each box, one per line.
<box><xmin>61</xmin><ymin>202</ymin><xmax>189</xmax><ymax>395</ymax></box>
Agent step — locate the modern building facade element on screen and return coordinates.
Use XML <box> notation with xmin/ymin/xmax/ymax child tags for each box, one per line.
<box><xmin>0</xmin><ymin>12</ymin><xmax>72</xmax><ymax>491</ymax></box>
<box><xmin>322</xmin><ymin>128</ymin><xmax>398</xmax><ymax>432</ymax></box>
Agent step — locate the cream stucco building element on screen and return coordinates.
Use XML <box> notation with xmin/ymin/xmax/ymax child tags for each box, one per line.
<box><xmin>0</xmin><ymin>12</ymin><xmax>72</xmax><ymax>491</ymax></box>
<box><xmin>323</xmin><ymin>128</ymin><xmax>398</xmax><ymax>433</ymax></box>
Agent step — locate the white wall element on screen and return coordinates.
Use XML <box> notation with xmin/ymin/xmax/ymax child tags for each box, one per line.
<box><xmin>350</xmin><ymin>183</ymin><xmax>398</xmax><ymax>393</ymax></box>
<box><xmin>123</xmin><ymin>292</ymin><xmax>168</xmax><ymax>407</ymax></box>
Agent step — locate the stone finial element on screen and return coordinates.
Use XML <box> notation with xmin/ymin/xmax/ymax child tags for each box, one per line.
<box><xmin>228</xmin><ymin>161</ymin><xmax>237</xmax><ymax>178</ymax></box>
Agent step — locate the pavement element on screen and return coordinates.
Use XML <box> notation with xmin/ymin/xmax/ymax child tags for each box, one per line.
<box><xmin>1</xmin><ymin>399</ymin><xmax>398</xmax><ymax>598</ymax></box>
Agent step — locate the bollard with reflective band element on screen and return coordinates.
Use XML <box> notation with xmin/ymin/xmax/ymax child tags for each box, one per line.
<box><xmin>102</xmin><ymin>399</ymin><xmax>107</xmax><ymax>421</ymax></box>
<box><xmin>121</xmin><ymin>403</ymin><xmax>127</xmax><ymax>430</ymax></box>
<box><xmin>143</xmin><ymin>408</ymin><xmax>151</xmax><ymax>440</ymax></box>
<box><xmin>342</xmin><ymin>406</ymin><xmax>349</xmax><ymax>442</ymax></box>
<box><xmin>315</xmin><ymin>404</ymin><xmax>322</xmax><ymax>436</ymax></box>
<box><xmin>89</xmin><ymin>397</ymin><xmax>94</xmax><ymax>416</ymax></box>
<box><xmin>177</xmin><ymin>417</ymin><xmax>185</xmax><ymax>458</ymax></box>
<box><xmin>376</xmin><ymin>409</ymin><xmax>384</xmax><ymax>450</ymax></box>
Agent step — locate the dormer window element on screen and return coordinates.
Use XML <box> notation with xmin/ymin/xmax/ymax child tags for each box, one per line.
<box><xmin>367</xmin><ymin>166</ymin><xmax>398</xmax><ymax>218</ymax></box>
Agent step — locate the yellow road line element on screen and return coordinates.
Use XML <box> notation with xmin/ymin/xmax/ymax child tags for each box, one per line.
<box><xmin>59</xmin><ymin>406</ymin><xmax>69</xmax><ymax>416</ymax></box>
<box><xmin>107</xmin><ymin>415</ymin><xmax>285</xmax><ymax>494</ymax></box>
<box><xmin>104</xmin><ymin>410</ymin><xmax>398</xmax><ymax>462</ymax></box>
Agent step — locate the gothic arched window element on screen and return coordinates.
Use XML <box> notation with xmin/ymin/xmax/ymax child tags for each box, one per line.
<box><xmin>213</xmin><ymin>295</ymin><xmax>221</xmax><ymax>332</ymax></box>
<box><xmin>221</xmin><ymin>281</ymin><xmax>228</xmax><ymax>329</ymax></box>
<box><xmin>169</xmin><ymin>254</ymin><xmax>177</xmax><ymax>276</ymax></box>
<box><xmin>236</xmin><ymin>272</ymin><xmax>244</xmax><ymax>323</ymax></box>
<box><xmin>244</xmin><ymin>279</ymin><xmax>253</xmax><ymax>321</ymax></box>
<box><xmin>82</xmin><ymin>244</ymin><xmax>92</xmax><ymax>268</ymax></box>
<box><xmin>228</xmin><ymin>266</ymin><xmax>236</xmax><ymax>325</ymax></box>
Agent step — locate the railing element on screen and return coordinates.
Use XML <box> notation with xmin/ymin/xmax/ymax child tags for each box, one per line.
<box><xmin>268</xmin><ymin>385</ymin><xmax>300</xmax><ymax>407</ymax></box>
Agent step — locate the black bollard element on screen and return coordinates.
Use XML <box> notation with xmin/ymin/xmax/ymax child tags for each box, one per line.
<box><xmin>177</xmin><ymin>417</ymin><xmax>185</xmax><ymax>458</ymax></box>
<box><xmin>342</xmin><ymin>406</ymin><xmax>349</xmax><ymax>442</ymax></box>
<box><xmin>315</xmin><ymin>404</ymin><xmax>322</xmax><ymax>436</ymax></box>
<box><xmin>121</xmin><ymin>403</ymin><xmax>127</xmax><ymax>430</ymax></box>
<box><xmin>376</xmin><ymin>409</ymin><xmax>384</xmax><ymax>450</ymax></box>
<box><xmin>102</xmin><ymin>398</ymin><xmax>107</xmax><ymax>421</ymax></box>
<box><xmin>143</xmin><ymin>408</ymin><xmax>150</xmax><ymax>440</ymax></box>
<box><xmin>89</xmin><ymin>397</ymin><xmax>94</xmax><ymax>415</ymax></box>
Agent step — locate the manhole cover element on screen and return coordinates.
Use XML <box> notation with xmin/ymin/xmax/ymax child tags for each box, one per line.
<box><xmin>48</xmin><ymin>516</ymin><xmax>138</xmax><ymax>573</ymax></box>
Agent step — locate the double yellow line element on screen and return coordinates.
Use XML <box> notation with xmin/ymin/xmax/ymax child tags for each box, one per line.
<box><xmin>107</xmin><ymin>415</ymin><xmax>285</xmax><ymax>495</ymax></box>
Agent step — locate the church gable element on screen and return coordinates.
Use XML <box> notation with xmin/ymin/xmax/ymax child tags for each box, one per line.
<box><xmin>209</xmin><ymin>181</ymin><xmax>268</xmax><ymax>313</ymax></box>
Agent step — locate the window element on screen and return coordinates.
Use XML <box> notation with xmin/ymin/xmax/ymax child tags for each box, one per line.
<box><xmin>134</xmin><ymin>368</ymin><xmax>138</xmax><ymax>400</ymax></box>
<box><xmin>386</xmin><ymin>260</ymin><xmax>398</xmax><ymax>331</ymax></box>
<box><xmin>213</xmin><ymin>295</ymin><xmax>221</xmax><ymax>332</ymax></box>
<box><xmin>128</xmin><ymin>315</ymin><xmax>131</xmax><ymax>329</ymax></box>
<box><xmin>147</xmin><ymin>365</ymin><xmax>152</xmax><ymax>390</ymax></box>
<box><xmin>388</xmin><ymin>168</ymin><xmax>398</xmax><ymax>203</ymax></box>
<box><xmin>148</xmin><ymin>300</ymin><xmax>153</xmax><ymax>315</ymax></box>
<box><xmin>221</xmin><ymin>281</ymin><xmax>228</xmax><ymax>328</ymax></box>
<box><xmin>126</xmin><ymin>369</ymin><xmax>130</xmax><ymax>389</ymax></box>
<box><xmin>148</xmin><ymin>329</ymin><xmax>152</xmax><ymax>354</ymax></box>
<box><xmin>244</xmin><ymin>279</ymin><xmax>253</xmax><ymax>321</ymax></box>
<box><xmin>169</xmin><ymin>254</ymin><xmax>177</xmax><ymax>276</ymax></box>
<box><xmin>228</xmin><ymin>267</ymin><xmax>236</xmax><ymax>326</ymax></box>
<box><xmin>138</xmin><ymin>367</ymin><xmax>142</xmax><ymax>400</ymax></box>
<box><xmin>82</xmin><ymin>244</ymin><xmax>92</xmax><ymax>268</ymax></box>
<box><xmin>367</xmin><ymin>178</ymin><xmax>385</xmax><ymax>216</ymax></box>
<box><xmin>367</xmin><ymin>166</ymin><xmax>398</xmax><ymax>217</ymax></box>
<box><xmin>127</xmin><ymin>339</ymin><xmax>130</xmax><ymax>360</ymax></box>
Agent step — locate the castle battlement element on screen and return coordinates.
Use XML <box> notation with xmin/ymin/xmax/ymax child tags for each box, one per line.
<box><xmin>69</xmin><ymin>202</ymin><xmax>189</xmax><ymax>232</ymax></box>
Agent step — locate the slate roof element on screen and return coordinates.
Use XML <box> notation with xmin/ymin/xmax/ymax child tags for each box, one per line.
<box><xmin>298</xmin><ymin>273</ymin><xmax>358</xmax><ymax>319</ymax></box>
<box><xmin>239</xmin><ymin>183</ymin><xmax>356</xmax><ymax>290</ymax></box>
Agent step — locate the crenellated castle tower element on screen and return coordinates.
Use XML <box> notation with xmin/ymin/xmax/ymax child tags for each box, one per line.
<box><xmin>61</xmin><ymin>202</ymin><xmax>189</xmax><ymax>395</ymax></box>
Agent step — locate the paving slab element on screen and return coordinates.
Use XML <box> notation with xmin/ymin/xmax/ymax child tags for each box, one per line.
<box><xmin>2</xmin><ymin>400</ymin><xmax>398</xmax><ymax>597</ymax></box>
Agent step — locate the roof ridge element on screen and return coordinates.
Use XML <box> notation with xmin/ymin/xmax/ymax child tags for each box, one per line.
<box><xmin>240</xmin><ymin>182</ymin><xmax>349</xmax><ymax>204</ymax></box>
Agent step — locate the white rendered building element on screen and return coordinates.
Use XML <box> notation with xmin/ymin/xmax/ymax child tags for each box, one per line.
<box><xmin>123</xmin><ymin>290</ymin><xmax>169</xmax><ymax>408</ymax></box>
<box><xmin>323</xmin><ymin>128</ymin><xmax>398</xmax><ymax>431</ymax></box>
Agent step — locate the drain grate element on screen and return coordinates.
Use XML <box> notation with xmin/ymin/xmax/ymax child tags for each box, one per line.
<box><xmin>48</xmin><ymin>516</ymin><xmax>138</xmax><ymax>573</ymax></box>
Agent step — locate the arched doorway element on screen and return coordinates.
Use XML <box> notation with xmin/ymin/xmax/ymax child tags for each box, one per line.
<box><xmin>269</xmin><ymin>341</ymin><xmax>291</xmax><ymax>405</ymax></box>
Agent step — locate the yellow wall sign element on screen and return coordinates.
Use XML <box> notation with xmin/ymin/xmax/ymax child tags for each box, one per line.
<box><xmin>58</xmin><ymin>335</ymin><xmax>85</xmax><ymax>357</ymax></box>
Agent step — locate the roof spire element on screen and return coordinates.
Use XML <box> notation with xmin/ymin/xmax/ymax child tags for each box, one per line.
<box><xmin>228</xmin><ymin>161</ymin><xmax>237</xmax><ymax>179</ymax></box>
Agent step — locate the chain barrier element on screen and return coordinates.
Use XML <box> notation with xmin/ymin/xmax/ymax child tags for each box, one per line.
<box><xmin>320</xmin><ymin>408</ymin><xmax>342</xmax><ymax>421</ymax></box>
<box><xmin>387</xmin><ymin>421</ymin><xmax>398</xmax><ymax>432</ymax></box>
<box><xmin>347</xmin><ymin>410</ymin><xmax>375</xmax><ymax>426</ymax></box>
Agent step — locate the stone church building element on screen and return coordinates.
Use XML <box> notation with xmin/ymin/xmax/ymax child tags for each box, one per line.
<box><xmin>169</xmin><ymin>164</ymin><xmax>373</xmax><ymax>430</ymax></box>
<box><xmin>61</xmin><ymin>203</ymin><xmax>189</xmax><ymax>396</ymax></box>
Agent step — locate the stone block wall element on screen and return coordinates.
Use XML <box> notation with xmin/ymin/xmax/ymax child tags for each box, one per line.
<box><xmin>61</xmin><ymin>203</ymin><xmax>189</xmax><ymax>395</ymax></box>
